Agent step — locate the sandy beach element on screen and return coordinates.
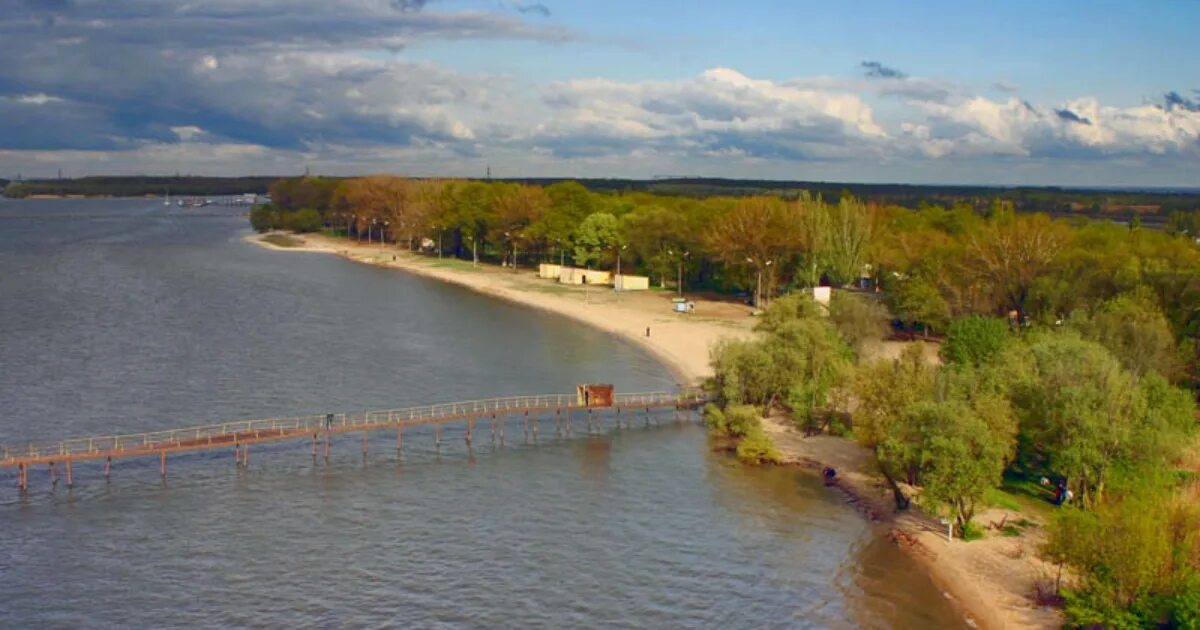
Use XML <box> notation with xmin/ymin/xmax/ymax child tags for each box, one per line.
<box><xmin>249</xmin><ymin>231</ymin><xmax>755</xmax><ymax>385</ymax></box>
<box><xmin>251</xmin><ymin>230</ymin><xmax>1061</xmax><ymax>630</ymax></box>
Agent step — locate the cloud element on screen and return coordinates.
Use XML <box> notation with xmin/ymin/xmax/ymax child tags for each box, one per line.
<box><xmin>861</xmin><ymin>61</ymin><xmax>907</xmax><ymax>79</ymax></box>
<box><xmin>1163</xmin><ymin>91</ymin><xmax>1200</xmax><ymax>113</ymax></box>
<box><xmin>513</xmin><ymin>2</ymin><xmax>551</xmax><ymax>17</ymax></box>
<box><xmin>530</xmin><ymin>68</ymin><xmax>887</xmax><ymax>161</ymax></box>
<box><xmin>0</xmin><ymin>0</ymin><xmax>570</xmax><ymax>152</ymax></box>
<box><xmin>990</xmin><ymin>80</ymin><xmax>1019</xmax><ymax>93</ymax></box>
<box><xmin>391</xmin><ymin>0</ymin><xmax>433</xmax><ymax>11</ymax></box>
<box><xmin>1055</xmin><ymin>108</ymin><xmax>1091</xmax><ymax>125</ymax></box>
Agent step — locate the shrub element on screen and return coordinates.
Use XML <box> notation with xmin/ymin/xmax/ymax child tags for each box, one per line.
<box><xmin>735</xmin><ymin>424</ymin><xmax>781</xmax><ymax>464</ymax></box>
<box><xmin>828</xmin><ymin>291</ymin><xmax>891</xmax><ymax>357</ymax></box>
<box><xmin>943</xmin><ymin>315</ymin><xmax>1012</xmax><ymax>366</ymax></box>
<box><xmin>284</xmin><ymin>208</ymin><xmax>323</xmax><ymax>233</ymax></box>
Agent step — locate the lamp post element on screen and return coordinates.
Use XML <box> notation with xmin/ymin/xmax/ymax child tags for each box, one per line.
<box><xmin>615</xmin><ymin>244</ymin><xmax>626</xmax><ymax>291</ymax></box>
<box><xmin>746</xmin><ymin>257</ymin><xmax>772</xmax><ymax>309</ymax></box>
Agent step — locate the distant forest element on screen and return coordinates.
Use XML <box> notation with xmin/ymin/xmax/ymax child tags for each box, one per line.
<box><xmin>3</xmin><ymin>175</ymin><xmax>1199</xmax><ymax>224</ymax></box>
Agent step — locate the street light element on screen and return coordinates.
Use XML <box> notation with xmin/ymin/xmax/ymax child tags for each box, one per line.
<box><xmin>615</xmin><ymin>244</ymin><xmax>627</xmax><ymax>291</ymax></box>
<box><xmin>746</xmin><ymin>257</ymin><xmax>772</xmax><ymax>309</ymax></box>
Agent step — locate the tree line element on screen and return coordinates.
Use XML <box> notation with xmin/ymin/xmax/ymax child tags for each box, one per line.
<box><xmin>257</xmin><ymin>174</ymin><xmax>1200</xmax><ymax>623</ymax></box>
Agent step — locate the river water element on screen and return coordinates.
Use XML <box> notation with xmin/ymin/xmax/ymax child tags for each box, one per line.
<box><xmin>0</xmin><ymin>198</ymin><xmax>962</xmax><ymax>628</ymax></box>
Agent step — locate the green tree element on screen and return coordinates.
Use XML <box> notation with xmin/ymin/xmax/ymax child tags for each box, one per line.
<box><xmin>827</xmin><ymin>291</ymin><xmax>891</xmax><ymax>358</ymax></box>
<box><xmin>942</xmin><ymin>315</ymin><xmax>1012</xmax><ymax>367</ymax></box>
<box><xmin>1073</xmin><ymin>289</ymin><xmax>1184</xmax><ymax>381</ymax></box>
<box><xmin>910</xmin><ymin>398</ymin><xmax>1014</xmax><ymax>535</ymax></box>
<box><xmin>3</xmin><ymin>182</ymin><xmax>29</xmax><ymax>198</ymax></box>
<box><xmin>889</xmin><ymin>275</ymin><xmax>950</xmax><ymax>336</ymax></box>
<box><xmin>572</xmin><ymin>212</ymin><xmax>619</xmax><ymax>268</ymax></box>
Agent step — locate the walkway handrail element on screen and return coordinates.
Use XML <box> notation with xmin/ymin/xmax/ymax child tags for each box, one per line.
<box><xmin>1</xmin><ymin>389</ymin><xmax>708</xmax><ymax>464</ymax></box>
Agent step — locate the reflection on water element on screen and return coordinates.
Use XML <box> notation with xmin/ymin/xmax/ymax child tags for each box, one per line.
<box><xmin>0</xmin><ymin>198</ymin><xmax>963</xmax><ymax>628</ymax></box>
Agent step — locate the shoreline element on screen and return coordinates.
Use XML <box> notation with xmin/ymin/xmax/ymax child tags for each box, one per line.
<box><xmin>249</xmin><ymin>230</ymin><xmax>1058</xmax><ymax>630</ymax></box>
<box><xmin>246</xmin><ymin>231</ymin><xmax>756</xmax><ymax>385</ymax></box>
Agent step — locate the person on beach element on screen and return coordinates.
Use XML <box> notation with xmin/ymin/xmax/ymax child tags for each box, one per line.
<box><xmin>822</xmin><ymin>467</ymin><xmax>837</xmax><ymax>486</ymax></box>
<box><xmin>646</xmin><ymin>326</ymin><xmax>651</xmax><ymax>337</ymax></box>
<box><xmin>325</xmin><ymin>413</ymin><xmax>334</xmax><ymax>430</ymax></box>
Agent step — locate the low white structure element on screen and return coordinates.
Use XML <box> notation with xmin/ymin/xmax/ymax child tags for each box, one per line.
<box><xmin>580</xmin><ymin>269</ymin><xmax>612</xmax><ymax>285</ymax></box>
<box><xmin>557</xmin><ymin>267</ymin><xmax>614</xmax><ymax>286</ymax></box>
<box><xmin>812</xmin><ymin>286</ymin><xmax>832</xmax><ymax>306</ymax></box>
<box><xmin>614</xmin><ymin>274</ymin><xmax>649</xmax><ymax>291</ymax></box>
<box><xmin>538</xmin><ymin>263</ymin><xmax>562</xmax><ymax>280</ymax></box>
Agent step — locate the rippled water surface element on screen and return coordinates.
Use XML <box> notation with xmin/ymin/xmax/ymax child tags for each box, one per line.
<box><xmin>0</xmin><ymin>199</ymin><xmax>962</xmax><ymax>628</ymax></box>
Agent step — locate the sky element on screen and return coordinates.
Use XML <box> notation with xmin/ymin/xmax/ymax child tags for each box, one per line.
<box><xmin>1</xmin><ymin>0</ymin><xmax>1198</xmax><ymax>186</ymax></box>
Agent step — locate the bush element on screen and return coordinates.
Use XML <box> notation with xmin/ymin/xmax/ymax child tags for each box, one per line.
<box><xmin>285</xmin><ymin>208</ymin><xmax>323</xmax><ymax>233</ymax></box>
<box><xmin>942</xmin><ymin>315</ymin><xmax>1011</xmax><ymax>366</ymax></box>
<box><xmin>249</xmin><ymin>204</ymin><xmax>277</xmax><ymax>232</ymax></box>
<box><xmin>828</xmin><ymin>291</ymin><xmax>891</xmax><ymax>357</ymax></box>
<box><xmin>735</xmin><ymin>424</ymin><xmax>781</xmax><ymax>464</ymax></box>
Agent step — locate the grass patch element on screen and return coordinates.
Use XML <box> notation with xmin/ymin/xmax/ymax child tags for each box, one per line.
<box><xmin>1001</xmin><ymin>525</ymin><xmax>1023</xmax><ymax>537</ymax></box>
<box><xmin>962</xmin><ymin>521</ymin><xmax>986</xmax><ymax>541</ymax></box>
<box><xmin>985</xmin><ymin>486</ymin><xmax>1023</xmax><ymax>512</ymax></box>
<box><xmin>261</xmin><ymin>233</ymin><xmax>304</xmax><ymax>248</ymax></box>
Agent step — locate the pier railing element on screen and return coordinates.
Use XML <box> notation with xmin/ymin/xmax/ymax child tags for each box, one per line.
<box><xmin>1</xmin><ymin>388</ymin><xmax>706</xmax><ymax>465</ymax></box>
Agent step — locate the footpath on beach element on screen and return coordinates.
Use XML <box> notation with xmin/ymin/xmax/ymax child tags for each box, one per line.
<box><xmin>251</xmin><ymin>231</ymin><xmax>1062</xmax><ymax>630</ymax></box>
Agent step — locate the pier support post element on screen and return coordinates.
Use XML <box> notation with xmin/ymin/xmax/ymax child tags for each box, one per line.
<box><xmin>523</xmin><ymin>411</ymin><xmax>529</xmax><ymax>441</ymax></box>
<box><xmin>104</xmin><ymin>457</ymin><xmax>111</xmax><ymax>480</ymax></box>
<box><xmin>160</xmin><ymin>451</ymin><xmax>167</xmax><ymax>478</ymax></box>
<box><xmin>490</xmin><ymin>414</ymin><xmax>497</xmax><ymax>444</ymax></box>
<box><xmin>49</xmin><ymin>461</ymin><xmax>57</xmax><ymax>485</ymax></box>
<box><xmin>396</xmin><ymin>426</ymin><xmax>403</xmax><ymax>452</ymax></box>
<box><xmin>66</xmin><ymin>460</ymin><xmax>73</xmax><ymax>488</ymax></box>
<box><xmin>555</xmin><ymin>409</ymin><xmax>561</xmax><ymax>437</ymax></box>
<box><xmin>466</xmin><ymin>417</ymin><xmax>474</xmax><ymax>445</ymax></box>
<box><xmin>17</xmin><ymin>463</ymin><xmax>26</xmax><ymax>491</ymax></box>
<box><xmin>645</xmin><ymin>406</ymin><xmax>651</xmax><ymax>427</ymax></box>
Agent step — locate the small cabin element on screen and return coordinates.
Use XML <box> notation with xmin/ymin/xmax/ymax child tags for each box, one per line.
<box><xmin>614</xmin><ymin>274</ymin><xmax>649</xmax><ymax>291</ymax></box>
<box><xmin>538</xmin><ymin>263</ymin><xmax>562</xmax><ymax>279</ymax></box>
<box><xmin>577</xmin><ymin>384</ymin><xmax>614</xmax><ymax>408</ymax></box>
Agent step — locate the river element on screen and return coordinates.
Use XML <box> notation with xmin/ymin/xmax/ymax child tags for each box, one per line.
<box><xmin>0</xmin><ymin>198</ymin><xmax>963</xmax><ymax>628</ymax></box>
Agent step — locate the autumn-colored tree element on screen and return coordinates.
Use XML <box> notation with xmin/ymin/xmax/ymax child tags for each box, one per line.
<box><xmin>706</xmin><ymin>196</ymin><xmax>802</xmax><ymax>307</ymax></box>
<box><xmin>966</xmin><ymin>212</ymin><xmax>1070</xmax><ymax>319</ymax></box>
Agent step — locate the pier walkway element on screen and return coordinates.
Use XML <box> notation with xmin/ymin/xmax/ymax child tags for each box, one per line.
<box><xmin>2</xmin><ymin>388</ymin><xmax>707</xmax><ymax>490</ymax></box>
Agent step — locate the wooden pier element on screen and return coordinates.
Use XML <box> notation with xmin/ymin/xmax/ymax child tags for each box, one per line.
<box><xmin>2</xmin><ymin>389</ymin><xmax>706</xmax><ymax>491</ymax></box>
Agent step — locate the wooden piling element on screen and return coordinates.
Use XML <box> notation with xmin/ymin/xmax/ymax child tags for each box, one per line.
<box><xmin>104</xmin><ymin>457</ymin><xmax>111</xmax><ymax>479</ymax></box>
<box><xmin>396</xmin><ymin>425</ymin><xmax>403</xmax><ymax>451</ymax></box>
<box><xmin>466</xmin><ymin>417</ymin><xmax>474</xmax><ymax>445</ymax></box>
<box><xmin>49</xmin><ymin>461</ymin><xmax>57</xmax><ymax>485</ymax></box>
<box><xmin>160</xmin><ymin>451</ymin><xmax>167</xmax><ymax>477</ymax></box>
<box><xmin>65</xmin><ymin>460</ymin><xmax>73</xmax><ymax>488</ymax></box>
<box><xmin>361</xmin><ymin>432</ymin><xmax>368</xmax><ymax>458</ymax></box>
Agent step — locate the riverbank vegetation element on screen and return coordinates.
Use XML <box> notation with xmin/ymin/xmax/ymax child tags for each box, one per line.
<box><xmin>254</xmin><ymin>173</ymin><xmax>1200</xmax><ymax>624</ymax></box>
